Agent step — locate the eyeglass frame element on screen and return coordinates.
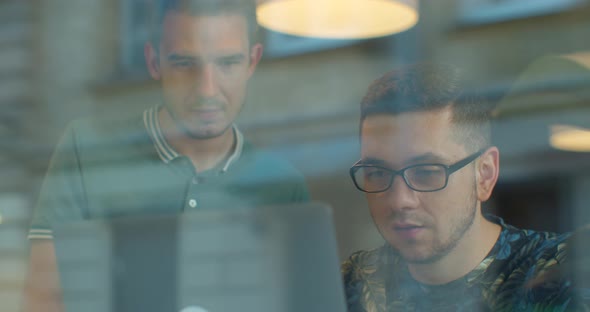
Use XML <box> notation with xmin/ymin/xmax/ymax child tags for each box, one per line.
<box><xmin>349</xmin><ymin>148</ymin><xmax>488</xmax><ymax>193</ymax></box>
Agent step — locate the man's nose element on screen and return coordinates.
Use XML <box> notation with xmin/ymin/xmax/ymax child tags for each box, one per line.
<box><xmin>197</xmin><ymin>64</ymin><xmax>219</xmax><ymax>97</ymax></box>
<box><xmin>383</xmin><ymin>175</ymin><xmax>420</xmax><ymax>212</ymax></box>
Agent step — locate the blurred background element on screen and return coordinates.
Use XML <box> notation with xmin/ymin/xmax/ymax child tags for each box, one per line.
<box><xmin>1</xmin><ymin>0</ymin><xmax>590</xmax><ymax>310</ymax></box>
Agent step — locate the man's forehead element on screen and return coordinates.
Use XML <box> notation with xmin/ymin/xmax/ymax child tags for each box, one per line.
<box><xmin>363</xmin><ymin>107</ymin><xmax>453</xmax><ymax>129</ymax></box>
<box><xmin>161</xmin><ymin>11</ymin><xmax>249</xmax><ymax>46</ymax></box>
<box><xmin>360</xmin><ymin>110</ymin><xmax>461</xmax><ymax>164</ymax></box>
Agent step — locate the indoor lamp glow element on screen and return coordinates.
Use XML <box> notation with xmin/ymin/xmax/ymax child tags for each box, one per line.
<box><xmin>550</xmin><ymin>125</ymin><xmax>590</xmax><ymax>152</ymax></box>
<box><xmin>257</xmin><ymin>0</ymin><xmax>419</xmax><ymax>39</ymax></box>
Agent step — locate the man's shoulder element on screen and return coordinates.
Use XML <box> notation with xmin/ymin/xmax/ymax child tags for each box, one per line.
<box><xmin>224</xmin><ymin>140</ymin><xmax>310</xmax><ymax>202</ymax></box>
<box><xmin>341</xmin><ymin>246</ymin><xmax>392</xmax><ymax>312</ymax></box>
<box><xmin>500</xmin><ymin>221</ymin><xmax>570</xmax><ymax>264</ymax></box>
<box><xmin>342</xmin><ymin>245</ymin><xmax>394</xmax><ymax>282</ymax></box>
<box><xmin>57</xmin><ymin>112</ymin><xmax>155</xmax><ymax>166</ymax></box>
<box><xmin>239</xmin><ymin>142</ymin><xmax>306</xmax><ymax>180</ymax></box>
<box><xmin>487</xmin><ymin>220</ymin><xmax>575</xmax><ymax>310</ymax></box>
<box><xmin>67</xmin><ymin>112</ymin><xmax>147</xmax><ymax>145</ymax></box>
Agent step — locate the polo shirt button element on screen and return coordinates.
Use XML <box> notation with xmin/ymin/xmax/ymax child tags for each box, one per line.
<box><xmin>188</xmin><ymin>199</ymin><xmax>197</xmax><ymax>208</ymax></box>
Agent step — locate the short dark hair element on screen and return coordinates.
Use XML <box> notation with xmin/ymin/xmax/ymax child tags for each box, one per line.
<box><xmin>360</xmin><ymin>63</ymin><xmax>494</xmax><ymax>151</ymax></box>
<box><xmin>150</xmin><ymin>0</ymin><xmax>259</xmax><ymax>48</ymax></box>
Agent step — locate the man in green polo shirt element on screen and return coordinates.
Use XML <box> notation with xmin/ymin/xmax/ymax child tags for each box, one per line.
<box><xmin>23</xmin><ymin>1</ymin><xmax>309</xmax><ymax>311</ymax></box>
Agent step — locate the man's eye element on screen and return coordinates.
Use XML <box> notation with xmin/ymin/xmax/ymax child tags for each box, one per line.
<box><xmin>219</xmin><ymin>60</ymin><xmax>241</xmax><ymax>68</ymax></box>
<box><xmin>365</xmin><ymin>168</ymin><xmax>388</xmax><ymax>179</ymax></box>
<box><xmin>409</xmin><ymin>166</ymin><xmax>443</xmax><ymax>181</ymax></box>
<box><xmin>173</xmin><ymin>61</ymin><xmax>196</xmax><ymax>69</ymax></box>
<box><xmin>414</xmin><ymin>168</ymin><xmax>438</xmax><ymax>176</ymax></box>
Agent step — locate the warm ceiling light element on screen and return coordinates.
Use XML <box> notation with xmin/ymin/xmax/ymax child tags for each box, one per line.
<box><xmin>550</xmin><ymin>125</ymin><xmax>590</xmax><ymax>152</ymax></box>
<box><xmin>257</xmin><ymin>0</ymin><xmax>419</xmax><ymax>39</ymax></box>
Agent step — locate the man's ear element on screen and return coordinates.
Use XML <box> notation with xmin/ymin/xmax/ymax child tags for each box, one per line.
<box><xmin>247</xmin><ymin>43</ymin><xmax>263</xmax><ymax>78</ymax></box>
<box><xmin>145</xmin><ymin>42</ymin><xmax>161</xmax><ymax>80</ymax></box>
<box><xmin>476</xmin><ymin>146</ymin><xmax>500</xmax><ymax>202</ymax></box>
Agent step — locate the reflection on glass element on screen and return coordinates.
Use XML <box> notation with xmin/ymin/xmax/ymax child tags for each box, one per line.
<box><xmin>0</xmin><ymin>0</ymin><xmax>587</xmax><ymax>311</ymax></box>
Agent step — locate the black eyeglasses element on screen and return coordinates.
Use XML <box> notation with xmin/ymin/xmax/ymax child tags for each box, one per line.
<box><xmin>350</xmin><ymin>149</ymin><xmax>486</xmax><ymax>193</ymax></box>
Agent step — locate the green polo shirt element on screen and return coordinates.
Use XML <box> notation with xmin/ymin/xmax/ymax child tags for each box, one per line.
<box><xmin>29</xmin><ymin>107</ymin><xmax>310</xmax><ymax>239</ymax></box>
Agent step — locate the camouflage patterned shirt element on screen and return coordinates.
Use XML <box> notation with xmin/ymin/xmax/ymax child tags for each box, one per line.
<box><xmin>342</xmin><ymin>216</ymin><xmax>584</xmax><ymax>312</ymax></box>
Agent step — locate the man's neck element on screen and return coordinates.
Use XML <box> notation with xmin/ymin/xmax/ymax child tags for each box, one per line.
<box><xmin>406</xmin><ymin>213</ymin><xmax>501</xmax><ymax>285</ymax></box>
<box><xmin>158</xmin><ymin>109</ymin><xmax>235</xmax><ymax>173</ymax></box>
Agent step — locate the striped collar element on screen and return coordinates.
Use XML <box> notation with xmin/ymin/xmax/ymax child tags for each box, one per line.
<box><xmin>143</xmin><ymin>106</ymin><xmax>243</xmax><ymax>172</ymax></box>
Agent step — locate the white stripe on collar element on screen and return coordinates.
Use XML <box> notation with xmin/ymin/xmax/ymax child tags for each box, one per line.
<box><xmin>143</xmin><ymin>106</ymin><xmax>243</xmax><ymax>171</ymax></box>
<box><xmin>144</xmin><ymin>107</ymin><xmax>178</xmax><ymax>162</ymax></box>
<box><xmin>222</xmin><ymin>127</ymin><xmax>243</xmax><ymax>172</ymax></box>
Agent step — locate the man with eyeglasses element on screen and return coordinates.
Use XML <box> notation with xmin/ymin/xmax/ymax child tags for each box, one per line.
<box><xmin>342</xmin><ymin>64</ymin><xmax>583</xmax><ymax>311</ymax></box>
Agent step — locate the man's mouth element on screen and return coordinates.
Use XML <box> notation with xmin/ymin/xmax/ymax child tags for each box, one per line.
<box><xmin>392</xmin><ymin>223</ymin><xmax>425</xmax><ymax>239</ymax></box>
<box><xmin>189</xmin><ymin>105</ymin><xmax>222</xmax><ymax>112</ymax></box>
<box><xmin>188</xmin><ymin>106</ymin><xmax>223</xmax><ymax>119</ymax></box>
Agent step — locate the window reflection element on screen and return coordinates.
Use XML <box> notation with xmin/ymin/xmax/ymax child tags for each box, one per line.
<box><xmin>0</xmin><ymin>0</ymin><xmax>588</xmax><ymax>311</ymax></box>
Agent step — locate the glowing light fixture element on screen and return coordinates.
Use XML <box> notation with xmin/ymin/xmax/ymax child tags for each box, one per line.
<box><xmin>257</xmin><ymin>0</ymin><xmax>419</xmax><ymax>39</ymax></box>
<box><xmin>550</xmin><ymin>125</ymin><xmax>590</xmax><ymax>152</ymax></box>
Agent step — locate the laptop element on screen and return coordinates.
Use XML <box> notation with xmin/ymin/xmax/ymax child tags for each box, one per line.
<box><xmin>53</xmin><ymin>202</ymin><xmax>347</xmax><ymax>312</ymax></box>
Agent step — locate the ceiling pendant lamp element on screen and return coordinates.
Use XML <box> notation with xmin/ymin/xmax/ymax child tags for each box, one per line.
<box><xmin>550</xmin><ymin>125</ymin><xmax>590</xmax><ymax>152</ymax></box>
<box><xmin>256</xmin><ymin>0</ymin><xmax>419</xmax><ymax>39</ymax></box>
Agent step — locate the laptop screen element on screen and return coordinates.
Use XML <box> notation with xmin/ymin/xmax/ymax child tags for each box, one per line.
<box><xmin>53</xmin><ymin>202</ymin><xmax>347</xmax><ymax>312</ymax></box>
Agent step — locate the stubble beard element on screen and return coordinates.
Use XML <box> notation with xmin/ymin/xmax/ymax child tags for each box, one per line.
<box><xmin>163</xmin><ymin>104</ymin><xmax>232</xmax><ymax>140</ymax></box>
<box><xmin>401</xmin><ymin>184</ymin><xmax>478</xmax><ymax>265</ymax></box>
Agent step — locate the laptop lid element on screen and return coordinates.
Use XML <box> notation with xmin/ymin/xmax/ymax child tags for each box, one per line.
<box><xmin>53</xmin><ymin>202</ymin><xmax>347</xmax><ymax>312</ymax></box>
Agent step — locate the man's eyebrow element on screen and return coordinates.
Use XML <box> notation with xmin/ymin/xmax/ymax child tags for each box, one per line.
<box><xmin>166</xmin><ymin>53</ymin><xmax>246</xmax><ymax>63</ymax></box>
<box><xmin>360</xmin><ymin>153</ymin><xmax>448</xmax><ymax>167</ymax></box>
<box><xmin>405</xmin><ymin>152</ymin><xmax>448</xmax><ymax>164</ymax></box>
<box><xmin>166</xmin><ymin>53</ymin><xmax>198</xmax><ymax>62</ymax></box>
<box><xmin>217</xmin><ymin>53</ymin><xmax>246</xmax><ymax>62</ymax></box>
<box><xmin>360</xmin><ymin>157</ymin><xmax>388</xmax><ymax>166</ymax></box>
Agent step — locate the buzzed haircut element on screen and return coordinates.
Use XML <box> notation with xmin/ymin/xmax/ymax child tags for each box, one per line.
<box><xmin>360</xmin><ymin>63</ymin><xmax>495</xmax><ymax>151</ymax></box>
<box><xmin>150</xmin><ymin>0</ymin><xmax>259</xmax><ymax>49</ymax></box>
